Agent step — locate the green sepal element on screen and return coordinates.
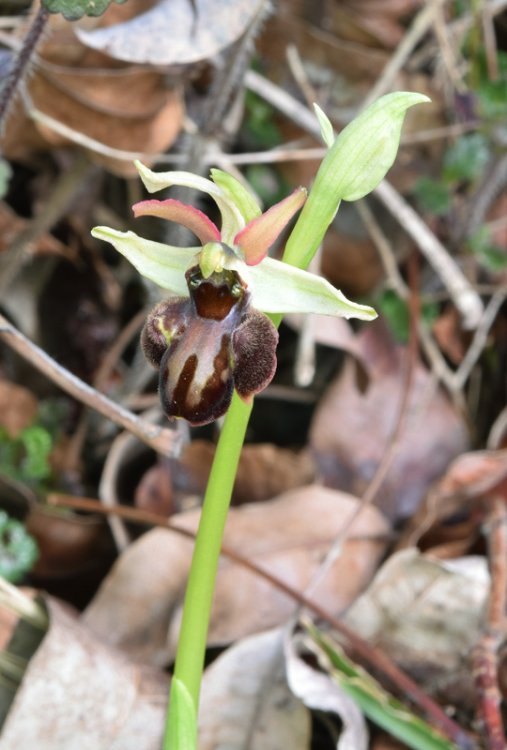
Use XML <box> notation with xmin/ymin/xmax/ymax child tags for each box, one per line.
<box><xmin>210</xmin><ymin>169</ymin><xmax>262</xmax><ymax>223</ymax></box>
<box><xmin>230</xmin><ymin>256</ymin><xmax>377</xmax><ymax>320</ymax></box>
<box><xmin>314</xmin><ymin>104</ymin><xmax>335</xmax><ymax>148</ymax></box>
<box><xmin>134</xmin><ymin>161</ymin><xmax>244</xmax><ymax>244</ymax></box>
<box><xmin>91</xmin><ymin>227</ymin><xmax>197</xmax><ymax>295</ymax></box>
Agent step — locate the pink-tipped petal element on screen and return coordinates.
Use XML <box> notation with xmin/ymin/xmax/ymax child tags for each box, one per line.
<box><xmin>133</xmin><ymin>199</ymin><xmax>221</xmax><ymax>245</ymax></box>
<box><xmin>233</xmin><ymin>187</ymin><xmax>307</xmax><ymax>265</ymax></box>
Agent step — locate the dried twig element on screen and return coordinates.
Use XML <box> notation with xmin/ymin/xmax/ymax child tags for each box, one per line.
<box><xmin>0</xmin><ymin>153</ymin><xmax>92</xmax><ymax>295</ymax></box>
<box><xmin>48</xmin><ymin>493</ymin><xmax>475</xmax><ymax>749</ymax></box>
<box><xmin>363</xmin><ymin>2</ymin><xmax>434</xmax><ymax>107</ymax></box>
<box><xmin>472</xmin><ymin>497</ymin><xmax>507</xmax><ymax>750</ymax></box>
<box><xmin>375</xmin><ymin>180</ymin><xmax>483</xmax><ymax>329</ymax></box>
<box><xmin>0</xmin><ymin>5</ymin><xmax>48</xmax><ymax>136</ymax></box>
<box><xmin>0</xmin><ymin>312</ymin><xmax>180</xmax><ymax>457</ymax></box>
<box><xmin>453</xmin><ymin>288</ymin><xmax>507</xmax><ymax>390</ymax></box>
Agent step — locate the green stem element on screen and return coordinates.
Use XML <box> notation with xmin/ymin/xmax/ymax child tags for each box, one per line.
<box><xmin>163</xmin><ymin>169</ymin><xmax>336</xmax><ymax>750</ymax></box>
<box><xmin>164</xmin><ymin>393</ymin><xmax>253</xmax><ymax>748</ymax></box>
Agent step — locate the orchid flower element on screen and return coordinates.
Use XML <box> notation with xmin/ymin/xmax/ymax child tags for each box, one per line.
<box><xmin>92</xmin><ymin>161</ymin><xmax>376</xmax><ymax>425</ymax></box>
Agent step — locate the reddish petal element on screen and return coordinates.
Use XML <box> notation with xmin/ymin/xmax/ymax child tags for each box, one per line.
<box><xmin>233</xmin><ymin>187</ymin><xmax>307</xmax><ymax>266</ymax></box>
<box><xmin>133</xmin><ymin>199</ymin><xmax>220</xmax><ymax>245</ymax></box>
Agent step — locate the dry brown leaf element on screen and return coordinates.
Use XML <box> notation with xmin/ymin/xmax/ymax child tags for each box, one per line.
<box><xmin>77</xmin><ymin>0</ymin><xmax>267</xmax><ymax>65</ymax></box>
<box><xmin>2</xmin><ymin>17</ymin><xmax>183</xmax><ymax>176</ymax></box>
<box><xmin>309</xmin><ymin>322</ymin><xmax>469</xmax><ymax>521</ymax></box>
<box><xmin>0</xmin><ymin>597</ymin><xmax>168</xmax><ymax>749</ymax></box>
<box><xmin>25</xmin><ymin>505</ymin><xmax>107</xmax><ymax>578</ymax></box>
<box><xmin>199</xmin><ymin>628</ymin><xmax>310</xmax><ymax>750</ymax></box>
<box><xmin>177</xmin><ymin>440</ymin><xmax>316</xmax><ymax>504</ymax></box>
<box><xmin>0</xmin><ymin>380</ymin><xmax>38</xmax><ymax>438</ymax></box>
<box><xmin>398</xmin><ymin>448</ymin><xmax>507</xmax><ymax>548</ymax></box>
<box><xmin>432</xmin><ymin>306</ymin><xmax>469</xmax><ymax>365</ymax></box>
<box><xmin>344</xmin><ymin>549</ymin><xmax>489</xmax><ymax>709</ymax></box>
<box><xmin>83</xmin><ymin>485</ymin><xmax>389</xmax><ymax>665</ymax></box>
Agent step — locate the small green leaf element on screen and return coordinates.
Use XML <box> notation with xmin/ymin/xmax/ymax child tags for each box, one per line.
<box><xmin>165</xmin><ymin>678</ymin><xmax>197</xmax><ymax>750</ymax></box>
<box><xmin>468</xmin><ymin>225</ymin><xmax>507</xmax><ymax>271</ymax></box>
<box><xmin>0</xmin><ymin>159</ymin><xmax>12</xmax><ymax>201</ymax></box>
<box><xmin>42</xmin><ymin>0</ymin><xmax>127</xmax><ymax>21</ymax></box>
<box><xmin>91</xmin><ymin>227</ymin><xmax>197</xmax><ymax>295</ymax></box>
<box><xmin>210</xmin><ymin>169</ymin><xmax>262</xmax><ymax>224</ymax></box>
<box><xmin>0</xmin><ymin>512</ymin><xmax>38</xmax><ymax>583</ymax></box>
<box><xmin>19</xmin><ymin>426</ymin><xmax>52</xmax><ymax>481</ymax></box>
<box><xmin>306</xmin><ymin>625</ymin><xmax>460</xmax><ymax>750</ymax></box>
<box><xmin>378</xmin><ymin>290</ymin><xmax>410</xmax><ymax>342</ymax></box>
<box><xmin>413</xmin><ymin>177</ymin><xmax>451</xmax><ymax>216</ymax></box>
<box><xmin>314</xmin><ymin>103</ymin><xmax>335</xmax><ymax>148</ymax></box>
<box><xmin>442</xmin><ymin>134</ymin><xmax>490</xmax><ymax>183</ymax></box>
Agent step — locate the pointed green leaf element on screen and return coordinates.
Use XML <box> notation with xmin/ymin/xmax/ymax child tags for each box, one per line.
<box><xmin>134</xmin><ymin>161</ymin><xmax>244</xmax><ymax>244</ymax></box>
<box><xmin>232</xmin><ymin>257</ymin><xmax>377</xmax><ymax>320</ymax></box>
<box><xmin>210</xmin><ymin>169</ymin><xmax>262</xmax><ymax>223</ymax></box>
<box><xmin>165</xmin><ymin>677</ymin><xmax>197</xmax><ymax>750</ymax></box>
<box><xmin>91</xmin><ymin>227</ymin><xmax>195</xmax><ymax>295</ymax></box>
<box><xmin>306</xmin><ymin>625</ymin><xmax>461</xmax><ymax>750</ymax></box>
<box><xmin>314</xmin><ymin>103</ymin><xmax>335</xmax><ymax>147</ymax></box>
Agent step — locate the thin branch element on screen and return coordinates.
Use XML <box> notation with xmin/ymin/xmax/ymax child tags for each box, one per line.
<box><xmin>0</xmin><ymin>312</ymin><xmax>180</xmax><ymax>457</ymax></box>
<box><xmin>472</xmin><ymin>497</ymin><xmax>507</xmax><ymax>750</ymax></box>
<box><xmin>375</xmin><ymin>180</ymin><xmax>483</xmax><ymax>329</ymax></box>
<box><xmin>48</xmin><ymin>493</ymin><xmax>475</xmax><ymax>750</ymax></box>
<box><xmin>0</xmin><ymin>5</ymin><xmax>48</xmax><ymax>136</ymax></box>
<box><xmin>363</xmin><ymin>2</ymin><xmax>435</xmax><ymax>107</ymax></box>
<box><xmin>0</xmin><ymin>153</ymin><xmax>92</xmax><ymax>295</ymax></box>
<box><xmin>453</xmin><ymin>288</ymin><xmax>507</xmax><ymax>389</ymax></box>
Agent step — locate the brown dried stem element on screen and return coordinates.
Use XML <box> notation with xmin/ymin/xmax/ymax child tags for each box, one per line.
<box><xmin>0</xmin><ymin>5</ymin><xmax>48</xmax><ymax>137</ymax></box>
<box><xmin>0</xmin><ymin>312</ymin><xmax>180</xmax><ymax>458</ymax></box>
<box><xmin>472</xmin><ymin>496</ymin><xmax>507</xmax><ymax>750</ymax></box>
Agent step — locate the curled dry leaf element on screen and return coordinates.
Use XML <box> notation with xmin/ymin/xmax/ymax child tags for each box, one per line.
<box><xmin>0</xmin><ymin>381</ymin><xmax>38</xmax><ymax>439</ymax></box>
<box><xmin>0</xmin><ymin>597</ymin><xmax>168</xmax><ymax>749</ymax></box>
<box><xmin>344</xmin><ymin>549</ymin><xmax>489</xmax><ymax>709</ymax></box>
<box><xmin>286</xmin><ymin>628</ymin><xmax>368</xmax><ymax>750</ymax></box>
<box><xmin>399</xmin><ymin>447</ymin><xmax>507</xmax><ymax>547</ymax></box>
<box><xmin>199</xmin><ymin>628</ymin><xmax>310</xmax><ymax>750</ymax></box>
<box><xmin>309</xmin><ymin>322</ymin><xmax>469</xmax><ymax>521</ymax></box>
<box><xmin>2</xmin><ymin>15</ymin><xmax>183</xmax><ymax>176</ymax></box>
<box><xmin>77</xmin><ymin>0</ymin><xmax>267</xmax><ymax>65</ymax></box>
<box><xmin>83</xmin><ymin>485</ymin><xmax>389</xmax><ymax>665</ymax></box>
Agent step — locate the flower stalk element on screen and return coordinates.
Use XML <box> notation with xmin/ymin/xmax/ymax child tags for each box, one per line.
<box><xmin>92</xmin><ymin>91</ymin><xmax>430</xmax><ymax>749</ymax></box>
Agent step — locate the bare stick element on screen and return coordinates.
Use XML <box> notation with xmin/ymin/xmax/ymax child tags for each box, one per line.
<box><xmin>0</xmin><ymin>5</ymin><xmax>48</xmax><ymax>136</ymax></box>
<box><xmin>363</xmin><ymin>3</ymin><xmax>434</xmax><ymax>107</ymax></box>
<box><xmin>375</xmin><ymin>180</ymin><xmax>483</xmax><ymax>329</ymax></box>
<box><xmin>472</xmin><ymin>497</ymin><xmax>507</xmax><ymax>750</ymax></box>
<box><xmin>48</xmin><ymin>493</ymin><xmax>475</xmax><ymax>750</ymax></box>
<box><xmin>0</xmin><ymin>313</ymin><xmax>180</xmax><ymax>457</ymax></box>
<box><xmin>453</xmin><ymin>288</ymin><xmax>507</xmax><ymax>389</ymax></box>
